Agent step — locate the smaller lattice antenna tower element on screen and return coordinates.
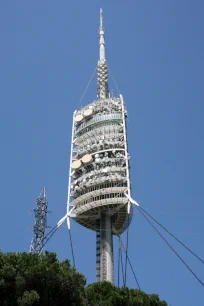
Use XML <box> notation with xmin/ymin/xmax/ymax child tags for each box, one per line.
<box><xmin>30</xmin><ymin>187</ymin><xmax>48</xmax><ymax>255</ymax></box>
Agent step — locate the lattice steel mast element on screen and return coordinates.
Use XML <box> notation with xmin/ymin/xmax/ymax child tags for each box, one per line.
<box><xmin>30</xmin><ymin>187</ymin><xmax>48</xmax><ymax>255</ymax></box>
<box><xmin>67</xmin><ymin>9</ymin><xmax>132</xmax><ymax>284</ymax></box>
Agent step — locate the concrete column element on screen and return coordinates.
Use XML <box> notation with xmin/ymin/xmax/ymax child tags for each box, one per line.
<box><xmin>99</xmin><ymin>212</ymin><xmax>114</xmax><ymax>283</ymax></box>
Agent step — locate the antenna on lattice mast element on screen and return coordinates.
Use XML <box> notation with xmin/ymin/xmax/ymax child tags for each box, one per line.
<box><xmin>29</xmin><ymin>187</ymin><xmax>49</xmax><ymax>255</ymax></box>
<box><xmin>97</xmin><ymin>8</ymin><xmax>109</xmax><ymax>100</ymax></box>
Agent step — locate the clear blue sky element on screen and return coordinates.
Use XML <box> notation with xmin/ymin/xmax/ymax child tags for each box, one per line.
<box><xmin>0</xmin><ymin>1</ymin><xmax>203</xmax><ymax>305</ymax></box>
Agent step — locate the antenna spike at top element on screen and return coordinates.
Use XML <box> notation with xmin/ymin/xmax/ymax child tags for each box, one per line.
<box><xmin>99</xmin><ymin>8</ymin><xmax>105</xmax><ymax>62</ymax></box>
<box><xmin>97</xmin><ymin>8</ymin><xmax>109</xmax><ymax>99</ymax></box>
<box><xmin>100</xmin><ymin>8</ymin><xmax>103</xmax><ymax>28</ymax></box>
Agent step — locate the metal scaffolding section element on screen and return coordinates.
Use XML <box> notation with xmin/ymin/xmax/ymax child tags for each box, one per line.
<box><xmin>30</xmin><ymin>187</ymin><xmax>48</xmax><ymax>255</ymax></box>
<box><xmin>67</xmin><ymin>9</ymin><xmax>132</xmax><ymax>284</ymax></box>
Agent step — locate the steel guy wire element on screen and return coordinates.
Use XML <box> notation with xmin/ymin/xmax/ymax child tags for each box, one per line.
<box><xmin>138</xmin><ymin>206</ymin><xmax>204</xmax><ymax>265</ymax></box>
<box><xmin>119</xmin><ymin>235</ymin><xmax>141</xmax><ymax>290</ymax></box>
<box><xmin>137</xmin><ymin>206</ymin><xmax>204</xmax><ymax>288</ymax></box>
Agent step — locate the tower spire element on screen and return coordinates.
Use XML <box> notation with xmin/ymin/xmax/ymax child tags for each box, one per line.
<box><xmin>99</xmin><ymin>8</ymin><xmax>105</xmax><ymax>62</ymax></box>
<box><xmin>97</xmin><ymin>8</ymin><xmax>109</xmax><ymax>99</ymax></box>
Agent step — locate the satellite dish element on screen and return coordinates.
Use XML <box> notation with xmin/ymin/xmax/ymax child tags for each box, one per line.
<box><xmin>84</xmin><ymin>108</ymin><xmax>93</xmax><ymax>117</ymax></box>
<box><xmin>82</xmin><ymin>154</ymin><xmax>93</xmax><ymax>164</ymax></box>
<box><xmin>74</xmin><ymin>114</ymin><xmax>84</xmax><ymax>123</ymax></box>
<box><xmin>71</xmin><ymin>160</ymin><xmax>82</xmax><ymax>169</ymax></box>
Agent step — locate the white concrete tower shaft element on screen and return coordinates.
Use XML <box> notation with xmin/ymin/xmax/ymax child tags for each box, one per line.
<box><xmin>99</xmin><ymin>213</ymin><xmax>114</xmax><ymax>282</ymax></box>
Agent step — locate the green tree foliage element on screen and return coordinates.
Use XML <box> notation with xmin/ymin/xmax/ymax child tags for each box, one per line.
<box><xmin>84</xmin><ymin>282</ymin><xmax>168</xmax><ymax>306</ymax></box>
<box><xmin>0</xmin><ymin>251</ymin><xmax>85</xmax><ymax>305</ymax></box>
<box><xmin>0</xmin><ymin>251</ymin><xmax>168</xmax><ymax>306</ymax></box>
<box><xmin>17</xmin><ymin>290</ymin><xmax>40</xmax><ymax>306</ymax></box>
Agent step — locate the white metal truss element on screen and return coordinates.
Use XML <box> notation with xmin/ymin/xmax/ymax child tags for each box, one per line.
<box><xmin>67</xmin><ymin>111</ymin><xmax>76</xmax><ymax>230</ymax></box>
<box><xmin>121</xmin><ymin>94</ymin><xmax>131</xmax><ymax>214</ymax></box>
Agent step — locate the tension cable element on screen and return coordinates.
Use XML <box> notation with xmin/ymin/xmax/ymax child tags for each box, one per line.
<box><xmin>138</xmin><ymin>206</ymin><xmax>204</xmax><ymax>265</ymax></box>
<box><xmin>36</xmin><ymin>211</ymin><xmax>76</xmax><ymax>268</ymax></box>
<box><xmin>124</xmin><ymin>213</ymin><xmax>130</xmax><ymax>286</ymax></box>
<box><xmin>78</xmin><ymin>65</ymin><xmax>97</xmax><ymax>108</ymax></box>
<box><xmin>68</xmin><ymin>227</ymin><xmax>76</xmax><ymax>268</ymax></box>
<box><xmin>118</xmin><ymin>236</ymin><xmax>121</xmax><ymax>287</ymax></box>
<box><xmin>119</xmin><ymin>236</ymin><xmax>141</xmax><ymax>290</ymax></box>
<box><xmin>137</xmin><ymin>207</ymin><xmax>204</xmax><ymax>288</ymax></box>
<box><xmin>118</xmin><ymin>236</ymin><xmax>125</xmax><ymax>287</ymax></box>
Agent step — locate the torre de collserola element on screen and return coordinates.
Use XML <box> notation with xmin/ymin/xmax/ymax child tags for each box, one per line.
<box><xmin>67</xmin><ymin>9</ymin><xmax>132</xmax><ymax>283</ymax></box>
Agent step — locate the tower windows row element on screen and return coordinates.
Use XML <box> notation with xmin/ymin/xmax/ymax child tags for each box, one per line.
<box><xmin>76</xmin><ymin>113</ymin><xmax>122</xmax><ymax>134</ymax></box>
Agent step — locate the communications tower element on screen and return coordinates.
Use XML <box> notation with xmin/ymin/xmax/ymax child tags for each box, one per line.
<box><xmin>30</xmin><ymin>187</ymin><xmax>48</xmax><ymax>255</ymax></box>
<box><xmin>67</xmin><ymin>9</ymin><xmax>132</xmax><ymax>283</ymax></box>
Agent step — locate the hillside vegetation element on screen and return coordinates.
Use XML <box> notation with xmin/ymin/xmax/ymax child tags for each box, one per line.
<box><xmin>0</xmin><ymin>251</ymin><xmax>168</xmax><ymax>306</ymax></box>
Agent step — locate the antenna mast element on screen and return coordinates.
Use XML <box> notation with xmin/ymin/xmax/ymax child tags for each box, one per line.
<box><xmin>30</xmin><ymin>187</ymin><xmax>48</xmax><ymax>255</ymax></box>
<box><xmin>97</xmin><ymin>8</ymin><xmax>109</xmax><ymax>100</ymax></box>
